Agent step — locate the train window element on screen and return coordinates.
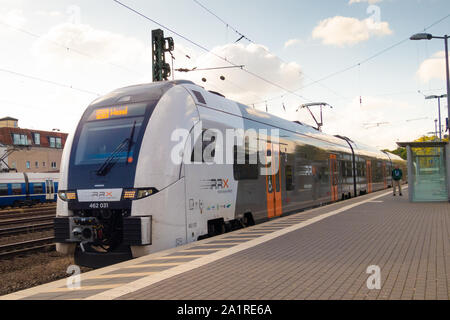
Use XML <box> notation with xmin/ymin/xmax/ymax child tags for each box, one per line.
<box><xmin>285</xmin><ymin>165</ymin><xmax>294</xmax><ymax>191</ymax></box>
<box><xmin>0</xmin><ymin>184</ymin><xmax>7</xmax><ymax>196</ymax></box>
<box><xmin>190</xmin><ymin>130</ymin><xmax>217</xmax><ymax>164</ymax></box>
<box><xmin>33</xmin><ymin>183</ymin><xmax>44</xmax><ymax>194</ymax></box>
<box><xmin>75</xmin><ymin>117</ymin><xmax>144</xmax><ymax>165</ymax></box>
<box><xmin>12</xmin><ymin>184</ymin><xmax>22</xmax><ymax>195</ymax></box>
<box><xmin>233</xmin><ymin>143</ymin><xmax>258</xmax><ymax>180</ymax></box>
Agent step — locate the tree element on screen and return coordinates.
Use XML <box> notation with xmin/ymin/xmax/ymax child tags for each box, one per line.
<box><xmin>383</xmin><ymin>147</ymin><xmax>407</xmax><ymax>160</ymax></box>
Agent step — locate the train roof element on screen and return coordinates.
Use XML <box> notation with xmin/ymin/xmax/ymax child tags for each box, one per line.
<box><xmin>89</xmin><ymin>80</ymin><xmax>195</xmax><ymax>108</ymax></box>
<box><xmin>90</xmin><ymin>80</ymin><xmax>395</xmax><ymax>161</ymax></box>
<box><xmin>183</xmin><ymin>83</ymin><xmax>391</xmax><ymax>160</ymax></box>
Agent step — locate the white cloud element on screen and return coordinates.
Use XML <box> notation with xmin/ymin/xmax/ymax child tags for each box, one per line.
<box><xmin>284</xmin><ymin>38</ymin><xmax>301</xmax><ymax>48</ymax></box>
<box><xmin>31</xmin><ymin>22</ymin><xmax>155</xmax><ymax>92</ymax></box>
<box><xmin>322</xmin><ymin>96</ymin><xmax>429</xmax><ymax>149</ymax></box>
<box><xmin>180</xmin><ymin>43</ymin><xmax>303</xmax><ymax>104</ymax></box>
<box><xmin>35</xmin><ymin>10</ymin><xmax>62</xmax><ymax>17</ymax></box>
<box><xmin>349</xmin><ymin>0</ymin><xmax>383</xmax><ymax>4</ymax></box>
<box><xmin>417</xmin><ymin>51</ymin><xmax>446</xmax><ymax>83</ymax></box>
<box><xmin>312</xmin><ymin>16</ymin><xmax>392</xmax><ymax>46</ymax></box>
<box><xmin>0</xmin><ymin>9</ymin><xmax>26</xmax><ymax>28</ymax></box>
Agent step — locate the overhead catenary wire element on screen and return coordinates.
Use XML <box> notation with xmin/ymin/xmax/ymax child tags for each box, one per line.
<box><xmin>192</xmin><ymin>0</ymin><xmax>252</xmax><ymax>43</ymax></box>
<box><xmin>192</xmin><ymin>0</ymin><xmax>344</xmax><ymax>104</ymax></box>
<box><xmin>249</xmin><ymin>13</ymin><xmax>450</xmax><ymax>105</ymax></box>
<box><xmin>0</xmin><ymin>67</ymin><xmax>101</xmax><ymax>96</ymax></box>
<box><xmin>0</xmin><ymin>21</ymin><xmax>145</xmax><ymax>77</ymax></box>
<box><xmin>112</xmin><ymin>0</ymin><xmax>310</xmax><ymax>104</ymax></box>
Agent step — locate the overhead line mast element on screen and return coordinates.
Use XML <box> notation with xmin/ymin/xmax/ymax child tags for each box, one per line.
<box><xmin>152</xmin><ymin>29</ymin><xmax>174</xmax><ymax>82</ymax></box>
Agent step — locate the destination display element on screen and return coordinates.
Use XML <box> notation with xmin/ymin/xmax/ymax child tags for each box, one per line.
<box><xmin>87</xmin><ymin>102</ymin><xmax>147</xmax><ymax>121</ymax></box>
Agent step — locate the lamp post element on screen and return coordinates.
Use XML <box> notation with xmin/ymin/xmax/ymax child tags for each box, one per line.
<box><xmin>411</xmin><ymin>33</ymin><xmax>450</xmax><ymax>134</ymax></box>
<box><xmin>425</xmin><ymin>94</ymin><xmax>447</xmax><ymax>140</ymax></box>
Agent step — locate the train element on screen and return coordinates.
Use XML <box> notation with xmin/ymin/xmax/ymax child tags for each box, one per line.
<box><xmin>0</xmin><ymin>172</ymin><xmax>59</xmax><ymax>208</ymax></box>
<box><xmin>54</xmin><ymin>80</ymin><xmax>407</xmax><ymax>268</ymax></box>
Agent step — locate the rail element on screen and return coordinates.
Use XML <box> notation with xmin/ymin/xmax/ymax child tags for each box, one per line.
<box><xmin>0</xmin><ymin>237</ymin><xmax>55</xmax><ymax>258</ymax></box>
<box><xmin>0</xmin><ymin>222</ymin><xmax>54</xmax><ymax>237</ymax></box>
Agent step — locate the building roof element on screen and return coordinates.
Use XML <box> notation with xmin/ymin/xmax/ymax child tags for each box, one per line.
<box><xmin>0</xmin><ymin>127</ymin><xmax>68</xmax><ymax>148</ymax></box>
<box><xmin>397</xmin><ymin>141</ymin><xmax>449</xmax><ymax>148</ymax></box>
<box><xmin>0</xmin><ymin>117</ymin><xmax>18</xmax><ymax>121</ymax></box>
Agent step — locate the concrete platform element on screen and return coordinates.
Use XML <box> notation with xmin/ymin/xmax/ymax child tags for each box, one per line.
<box><xmin>2</xmin><ymin>187</ymin><xmax>449</xmax><ymax>300</ymax></box>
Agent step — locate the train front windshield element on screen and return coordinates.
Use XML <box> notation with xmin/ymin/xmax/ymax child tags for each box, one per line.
<box><xmin>74</xmin><ymin>103</ymin><xmax>147</xmax><ymax>166</ymax></box>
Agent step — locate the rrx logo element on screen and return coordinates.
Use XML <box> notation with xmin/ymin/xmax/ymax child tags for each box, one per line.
<box><xmin>202</xmin><ymin>179</ymin><xmax>229</xmax><ymax>190</ymax></box>
<box><xmin>91</xmin><ymin>191</ymin><xmax>113</xmax><ymax>198</ymax></box>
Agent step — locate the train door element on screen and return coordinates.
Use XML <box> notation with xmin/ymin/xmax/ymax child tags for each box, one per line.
<box><xmin>265</xmin><ymin>142</ymin><xmax>282</xmax><ymax>219</ymax></box>
<box><xmin>382</xmin><ymin>162</ymin><xmax>387</xmax><ymax>188</ymax></box>
<box><xmin>45</xmin><ymin>179</ymin><xmax>54</xmax><ymax>201</ymax></box>
<box><xmin>329</xmin><ymin>154</ymin><xmax>338</xmax><ymax>201</ymax></box>
<box><xmin>366</xmin><ymin>160</ymin><xmax>372</xmax><ymax>193</ymax></box>
<box><xmin>184</xmin><ymin>126</ymin><xmax>236</xmax><ymax>244</ymax></box>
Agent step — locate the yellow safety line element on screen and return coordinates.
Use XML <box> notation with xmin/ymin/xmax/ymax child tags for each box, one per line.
<box><xmin>123</xmin><ymin>263</ymin><xmax>181</xmax><ymax>268</ymax></box>
<box><xmin>152</xmin><ymin>255</ymin><xmax>205</xmax><ymax>259</ymax></box>
<box><xmin>181</xmin><ymin>248</ymin><xmax>221</xmax><ymax>252</ymax></box>
<box><xmin>87</xmin><ymin>272</ymin><xmax>157</xmax><ymax>279</ymax></box>
<box><xmin>44</xmin><ymin>284</ymin><xmax>121</xmax><ymax>293</ymax></box>
<box><xmin>236</xmin><ymin>232</ymin><xmax>269</xmax><ymax>235</ymax></box>
<box><xmin>222</xmin><ymin>237</ymin><xmax>259</xmax><ymax>240</ymax></box>
<box><xmin>199</xmin><ymin>242</ymin><xmax>240</xmax><ymax>246</ymax></box>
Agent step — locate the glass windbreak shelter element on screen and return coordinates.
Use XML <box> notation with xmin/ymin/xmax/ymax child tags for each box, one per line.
<box><xmin>398</xmin><ymin>142</ymin><xmax>449</xmax><ymax>202</ymax></box>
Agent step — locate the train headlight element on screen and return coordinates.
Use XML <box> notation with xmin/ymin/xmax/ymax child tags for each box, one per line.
<box><xmin>58</xmin><ymin>191</ymin><xmax>77</xmax><ymax>202</ymax></box>
<box><xmin>136</xmin><ymin>189</ymin><xmax>155</xmax><ymax>199</ymax></box>
<box><xmin>122</xmin><ymin>188</ymin><xmax>158</xmax><ymax>200</ymax></box>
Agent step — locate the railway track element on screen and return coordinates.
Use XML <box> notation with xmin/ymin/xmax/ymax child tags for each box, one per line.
<box><xmin>0</xmin><ymin>237</ymin><xmax>55</xmax><ymax>258</ymax></box>
<box><xmin>0</xmin><ymin>215</ymin><xmax>55</xmax><ymax>228</ymax></box>
<box><xmin>0</xmin><ymin>205</ymin><xmax>56</xmax><ymax>220</ymax></box>
<box><xmin>0</xmin><ymin>222</ymin><xmax>54</xmax><ymax>237</ymax></box>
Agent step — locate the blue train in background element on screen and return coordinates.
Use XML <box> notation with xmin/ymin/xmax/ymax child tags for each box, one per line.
<box><xmin>0</xmin><ymin>172</ymin><xmax>60</xmax><ymax>208</ymax></box>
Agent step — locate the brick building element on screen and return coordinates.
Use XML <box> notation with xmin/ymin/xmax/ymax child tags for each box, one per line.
<box><xmin>0</xmin><ymin>117</ymin><xmax>68</xmax><ymax>173</ymax></box>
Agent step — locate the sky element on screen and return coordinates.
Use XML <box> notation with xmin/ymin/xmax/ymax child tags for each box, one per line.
<box><xmin>0</xmin><ymin>0</ymin><xmax>449</xmax><ymax>149</ymax></box>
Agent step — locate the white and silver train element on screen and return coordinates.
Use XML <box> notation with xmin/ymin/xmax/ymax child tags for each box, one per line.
<box><xmin>55</xmin><ymin>80</ymin><xmax>406</xmax><ymax>268</ymax></box>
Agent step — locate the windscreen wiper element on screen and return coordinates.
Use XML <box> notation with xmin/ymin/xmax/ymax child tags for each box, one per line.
<box><xmin>96</xmin><ymin>121</ymin><xmax>137</xmax><ymax>176</ymax></box>
<box><xmin>126</xmin><ymin>121</ymin><xmax>136</xmax><ymax>165</ymax></box>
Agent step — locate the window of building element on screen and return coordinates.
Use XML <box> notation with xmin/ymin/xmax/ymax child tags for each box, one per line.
<box><xmin>48</xmin><ymin>137</ymin><xmax>62</xmax><ymax>148</ymax></box>
<box><xmin>51</xmin><ymin>162</ymin><xmax>57</xmax><ymax>169</ymax></box>
<box><xmin>0</xmin><ymin>184</ymin><xmax>8</xmax><ymax>196</ymax></box>
<box><xmin>42</xmin><ymin>162</ymin><xmax>46</xmax><ymax>167</ymax></box>
<box><xmin>34</xmin><ymin>133</ymin><xmax>40</xmax><ymax>145</ymax></box>
<box><xmin>26</xmin><ymin>161</ymin><xmax>30</xmax><ymax>169</ymax></box>
<box><xmin>35</xmin><ymin>161</ymin><xmax>39</xmax><ymax>168</ymax></box>
<box><xmin>11</xmin><ymin>161</ymin><xmax>16</xmax><ymax>169</ymax></box>
<box><xmin>12</xmin><ymin>134</ymin><xmax>28</xmax><ymax>145</ymax></box>
<box><xmin>12</xmin><ymin>183</ymin><xmax>22</xmax><ymax>195</ymax></box>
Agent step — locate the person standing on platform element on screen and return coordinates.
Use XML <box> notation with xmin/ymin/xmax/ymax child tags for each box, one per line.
<box><xmin>392</xmin><ymin>165</ymin><xmax>403</xmax><ymax>196</ymax></box>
